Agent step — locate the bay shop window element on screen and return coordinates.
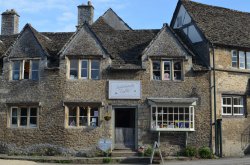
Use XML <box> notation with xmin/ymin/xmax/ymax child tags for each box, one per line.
<box><xmin>12</xmin><ymin>60</ymin><xmax>39</xmax><ymax>80</ymax></box>
<box><xmin>148</xmin><ymin>98</ymin><xmax>197</xmax><ymax>131</ymax></box>
<box><xmin>151</xmin><ymin>106</ymin><xmax>194</xmax><ymax>131</ymax></box>
<box><xmin>69</xmin><ymin>59</ymin><xmax>100</xmax><ymax>80</ymax></box>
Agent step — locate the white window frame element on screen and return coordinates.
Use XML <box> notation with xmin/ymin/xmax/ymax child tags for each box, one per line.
<box><xmin>231</xmin><ymin>50</ymin><xmax>250</xmax><ymax>70</ymax></box>
<box><xmin>11</xmin><ymin>59</ymin><xmax>40</xmax><ymax>80</ymax></box>
<box><xmin>68</xmin><ymin>59</ymin><xmax>100</xmax><ymax>80</ymax></box>
<box><xmin>10</xmin><ymin>107</ymin><xmax>38</xmax><ymax>128</ymax></box>
<box><xmin>221</xmin><ymin>96</ymin><xmax>244</xmax><ymax>116</ymax></box>
<box><xmin>150</xmin><ymin>105</ymin><xmax>195</xmax><ymax>131</ymax></box>
<box><xmin>66</xmin><ymin>106</ymin><xmax>99</xmax><ymax>128</ymax></box>
<box><xmin>80</xmin><ymin>60</ymin><xmax>88</xmax><ymax>79</ymax></box>
<box><xmin>152</xmin><ymin>60</ymin><xmax>183</xmax><ymax>81</ymax></box>
<box><xmin>231</xmin><ymin>50</ymin><xmax>238</xmax><ymax>68</ymax></box>
<box><xmin>239</xmin><ymin>51</ymin><xmax>246</xmax><ymax>69</ymax></box>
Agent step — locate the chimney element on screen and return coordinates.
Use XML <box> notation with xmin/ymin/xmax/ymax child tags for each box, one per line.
<box><xmin>77</xmin><ymin>1</ymin><xmax>94</xmax><ymax>26</ymax></box>
<box><xmin>1</xmin><ymin>9</ymin><xmax>19</xmax><ymax>35</ymax></box>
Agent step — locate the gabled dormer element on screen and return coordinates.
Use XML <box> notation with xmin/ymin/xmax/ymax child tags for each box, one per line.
<box><xmin>4</xmin><ymin>24</ymin><xmax>51</xmax><ymax>81</ymax></box>
<box><xmin>59</xmin><ymin>24</ymin><xmax>108</xmax><ymax>80</ymax></box>
<box><xmin>142</xmin><ymin>24</ymin><xmax>195</xmax><ymax>81</ymax></box>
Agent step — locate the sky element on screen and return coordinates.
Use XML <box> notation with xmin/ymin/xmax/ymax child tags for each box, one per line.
<box><xmin>0</xmin><ymin>0</ymin><xmax>250</xmax><ymax>32</ymax></box>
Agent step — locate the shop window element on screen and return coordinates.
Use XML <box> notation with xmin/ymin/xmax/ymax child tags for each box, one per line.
<box><xmin>151</xmin><ymin>106</ymin><xmax>194</xmax><ymax>131</ymax></box>
<box><xmin>12</xmin><ymin>60</ymin><xmax>40</xmax><ymax>80</ymax></box>
<box><xmin>152</xmin><ymin>60</ymin><xmax>182</xmax><ymax>81</ymax></box>
<box><xmin>67</xmin><ymin>106</ymin><xmax>99</xmax><ymax>128</ymax></box>
<box><xmin>69</xmin><ymin>59</ymin><xmax>100</xmax><ymax>80</ymax></box>
<box><xmin>222</xmin><ymin>96</ymin><xmax>244</xmax><ymax>116</ymax></box>
<box><xmin>10</xmin><ymin>107</ymin><xmax>38</xmax><ymax>128</ymax></box>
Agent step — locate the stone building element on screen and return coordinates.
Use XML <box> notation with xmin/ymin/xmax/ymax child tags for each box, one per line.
<box><xmin>0</xmin><ymin>0</ymin><xmax>248</xmax><ymax>158</ymax></box>
<box><xmin>171</xmin><ymin>0</ymin><xmax>250</xmax><ymax>156</ymax></box>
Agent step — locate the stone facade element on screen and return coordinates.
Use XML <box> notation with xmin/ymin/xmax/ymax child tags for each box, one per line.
<box><xmin>211</xmin><ymin>47</ymin><xmax>250</xmax><ymax>156</ymax></box>
<box><xmin>171</xmin><ymin>0</ymin><xmax>250</xmax><ymax>157</ymax></box>
<box><xmin>0</xmin><ymin>5</ymin><xmax>212</xmax><ymax>156</ymax></box>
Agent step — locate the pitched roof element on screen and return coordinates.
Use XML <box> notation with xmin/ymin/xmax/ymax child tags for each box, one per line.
<box><xmin>93</xmin><ymin>8</ymin><xmax>132</xmax><ymax>31</ymax></box>
<box><xmin>181</xmin><ymin>0</ymin><xmax>250</xmax><ymax>48</ymax></box>
<box><xmin>4</xmin><ymin>24</ymin><xmax>52</xmax><ymax>58</ymax></box>
<box><xmin>0</xmin><ymin>34</ymin><xmax>18</xmax><ymax>58</ymax></box>
<box><xmin>94</xmin><ymin>29</ymin><xmax>159</xmax><ymax>69</ymax></box>
<box><xmin>59</xmin><ymin>24</ymin><xmax>108</xmax><ymax>58</ymax></box>
<box><xmin>142</xmin><ymin>24</ymin><xmax>194</xmax><ymax>59</ymax></box>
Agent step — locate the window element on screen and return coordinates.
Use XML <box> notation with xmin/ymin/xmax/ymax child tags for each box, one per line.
<box><xmin>69</xmin><ymin>59</ymin><xmax>78</xmax><ymax>80</ymax></box>
<box><xmin>232</xmin><ymin>50</ymin><xmax>238</xmax><ymax>68</ymax></box>
<box><xmin>176</xmin><ymin>16</ymin><xmax>183</xmax><ymax>27</ymax></box>
<box><xmin>232</xmin><ymin>50</ymin><xmax>250</xmax><ymax>69</ymax></box>
<box><xmin>10</xmin><ymin>107</ymin><xmax>38</xmax><ymax>128</ymax></box>
<box><xmin>66</xmin><ymin>106</ymin><xmax>99</xmax><ymax>128</ymax></box>
<box><xmin>152</xmin><ymin>60</ymin><xmax>182</xmax><ymax>81</ymax></box>
<box><xmin>69</xmin><ymin>59</ymin><xmax>100</xmax><ymax>80</ymax></box>
<box><xmin>151</xmin><ymin>106</ymin><xmax>194</xmax><ymax>131</ymax></box>
<box><xmin>222</xmin><ymin>96</ymin><xmax>244</xmax><ymax>116</ymax></box>
<box><xmin>12</xmin><ymin>60</ymin><xmax>39</xmax><ymax>80</ymax></box>
<box><xmin>239</xmin><ymin>51</ymin><xmax>245</xmax><ymax>69</ymax></box>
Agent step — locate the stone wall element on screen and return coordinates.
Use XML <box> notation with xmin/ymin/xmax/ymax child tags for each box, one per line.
<box><xmin>212</xmin><ymin>47</ymin><xmax>250</xmax><ymax>156</ymax></box>
<box><xmin>0</xmin><ymin>45</ymin><xmax>211</xmax><ymax>157</ymax></box>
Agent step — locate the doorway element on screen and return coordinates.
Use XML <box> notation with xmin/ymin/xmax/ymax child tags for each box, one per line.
<box><xmin>114</xmin><ymin>108</ymin><xmax>136</xmax><ymax>149</ymax></box>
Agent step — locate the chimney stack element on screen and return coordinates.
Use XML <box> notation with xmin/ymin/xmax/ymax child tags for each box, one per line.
<box><xmin>1</xmin><ymin>9</ymin><xmax>19</xmax><ymax>35</ymax></box>
<box><xmin>77</xmin><ymin>1</ymin><xmax>94</xmax><ymax>26</ymax></box>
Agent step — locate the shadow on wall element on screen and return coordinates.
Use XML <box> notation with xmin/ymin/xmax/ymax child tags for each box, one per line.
<box><xmin>241</xmin><ymin>125</ymin><xmax>250</xmax><ymax>155</ymax></box>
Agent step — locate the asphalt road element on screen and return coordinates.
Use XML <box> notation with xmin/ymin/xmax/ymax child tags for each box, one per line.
<box><xmin>1</xmin><ymin>157</ymin><xmax>250</xmax><ymax>165</ymax></box>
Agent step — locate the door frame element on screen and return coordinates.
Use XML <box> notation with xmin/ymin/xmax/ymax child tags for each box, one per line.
<box><xmin>111</xmin><ymin>105</ymin><xmax>138</xmax><ymax>150</ymax></box>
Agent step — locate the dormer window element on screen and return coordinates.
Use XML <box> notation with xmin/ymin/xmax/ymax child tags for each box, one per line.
<box><xmin>12</xmin><ymin>60</ymin><xmax>39</xmax><ymax>80</ymax></box>
<box><xmin>152</xmin><ymin>60</ymin><xmax>182</xmax><ymax>81</ymax></box>
<box><xmin>69</xmin><ymin>59</ymin><xmax>100</xmax><ymax>80</ymax></box>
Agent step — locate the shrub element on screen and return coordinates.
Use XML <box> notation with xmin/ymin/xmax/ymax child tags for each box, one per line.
<box><xmin>103</xmin><ymin>157</ymin><xmax>112</xmax><ymax>163</ymax></box>
<box><xmin>144</xmin><ymin>146</ymin><xmax>153</xmax><ymax>156</ymax></box>
<box><xmin>184</xmin><ymin>146</ymin><xmax>197</xmax><ymax>157</ymax></box>
<box><xmin>199</xmin><ymin>147</ymin><xmax>212</xmax><ymax>159</ymax></box>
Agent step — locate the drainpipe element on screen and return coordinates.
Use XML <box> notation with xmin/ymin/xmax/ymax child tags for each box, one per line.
<box><xmin>211</xmin><ymin>42</ymin><xmax>218</xmax><ymax>155</ymax></box>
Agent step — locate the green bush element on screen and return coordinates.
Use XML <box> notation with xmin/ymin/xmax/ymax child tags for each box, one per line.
<box><xmin>144</xmin><ymin>146</ymin><xmax>153</xmax><ymax>156</ymax></box>
<box><xmin>103</xmin><ymin>157</ymin><xmax>112</xmax><ymax>163</ymax></box>
<box><xmin>199</xmin><ymin>147</ymin><xmax>212</xmax><ymax>159</ymax></box>
<box><xmin>184</xmin><ymin>146</ymin><xmax>197</xmax><ymax>157</ymax></box>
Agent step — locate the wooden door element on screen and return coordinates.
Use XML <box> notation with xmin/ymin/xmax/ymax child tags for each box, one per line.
<box><xmin>115</xmin><ymin>108</ymin><xmax>135</xmax><ymax>149</ymax></box>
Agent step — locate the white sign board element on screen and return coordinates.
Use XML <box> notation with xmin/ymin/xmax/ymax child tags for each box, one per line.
<box><xmin>98</xmin><ymin>138</ymin><xmax>112</xmax><ymax>152</ymax></box>
<box><xmin>109</xmin><ymin>80</ymin><xmax>141</xmax><ymax>99</ymax></box>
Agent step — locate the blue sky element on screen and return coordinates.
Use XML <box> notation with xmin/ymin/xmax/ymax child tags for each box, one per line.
<box><xmin>0</xmin><ymin>0</ymin><xmax>250</xmax><ymax>32</ymax></box>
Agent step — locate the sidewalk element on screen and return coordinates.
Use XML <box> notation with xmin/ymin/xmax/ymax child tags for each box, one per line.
<box><xmin>0</xmin><ymin>154</ymin><xmax>250</xmax><ymax>165</ymax></box>
<box><xmin>164</xmin><ymin>156</ymin><xmax>250</xmax><ymax>165</ymax></box>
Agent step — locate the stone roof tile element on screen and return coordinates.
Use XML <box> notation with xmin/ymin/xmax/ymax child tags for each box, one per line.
<box><xmin>181</xmin><ymin>0</ymin><xmax>250</xmax><ymax>48</ymax></box>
